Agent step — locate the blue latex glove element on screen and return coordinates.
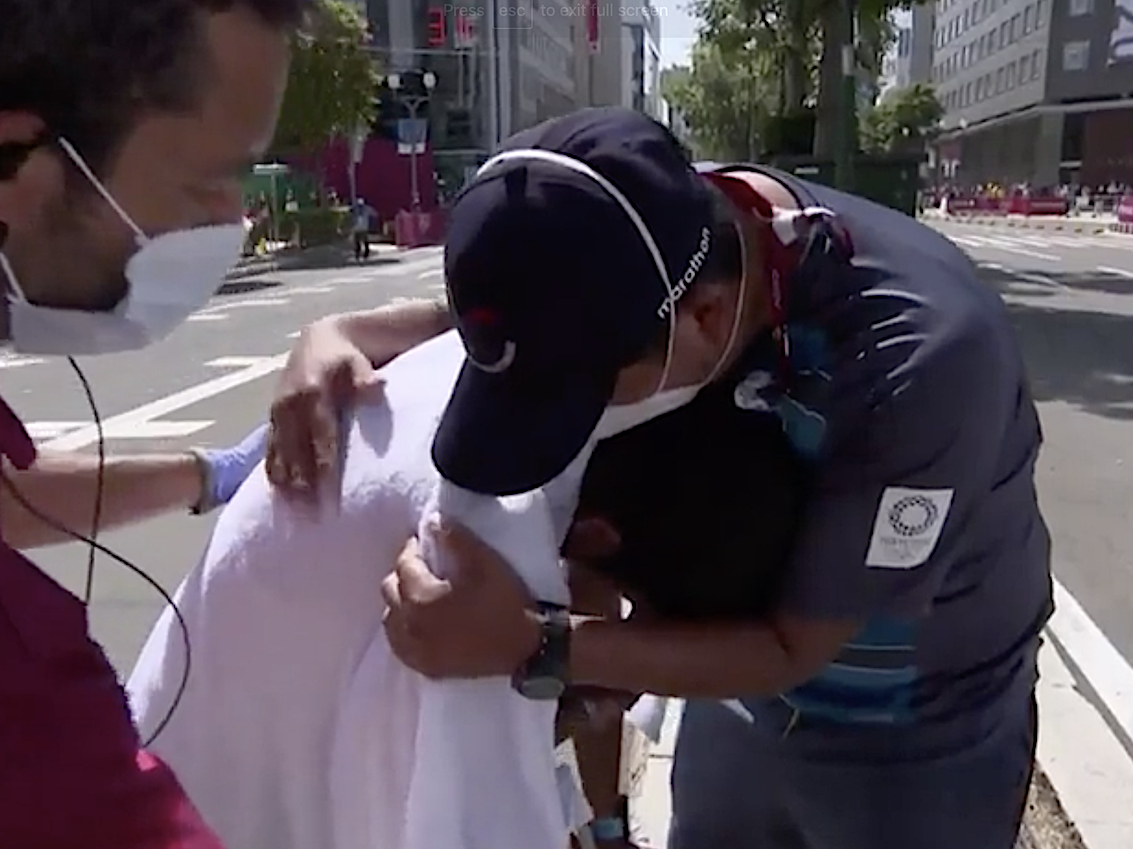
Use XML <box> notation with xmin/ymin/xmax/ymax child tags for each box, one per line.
<box><xmin>193</xmin><ymin>423</ymin><xmax>269</xmax><ymax>513</ymax></box>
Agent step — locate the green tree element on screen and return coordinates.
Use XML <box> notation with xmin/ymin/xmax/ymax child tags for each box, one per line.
<box><xmin>675</xmin><ymin>0</ymin><xmax>927</xmax><ymax>160</ymax></box>
<box><xmin>662</xmin><ymin>39</ymin><xmax>777</xmax><ymax>161</ymax></box>
<box><xmin>271</xmin><ymin>0</ymin><xmax>379</xmax><ymax>157</ymax></box>
<box><xmin>860</xmin><ymin>82</ymin><xmax>943</xmax><ymax>153</ymax></box>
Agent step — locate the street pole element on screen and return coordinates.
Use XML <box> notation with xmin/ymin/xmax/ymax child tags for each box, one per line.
<box><xmin>406</xmin><ymin>98</ymin><xmax>422</xmax><ymax>210</ymax></box>
<box><xmin>834</xmin><ymin>0</ymin><xmax>858</xmax><ymax>192</ymax></box>
<box><xmin>486</xmin><ymin>0</ymin><xmax>499</xmax><ymax>150</ymax></box>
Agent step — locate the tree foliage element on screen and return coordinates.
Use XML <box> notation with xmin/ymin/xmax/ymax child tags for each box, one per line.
<box><xmin>271</xmin><ymin>0</ymin><xmax>379</xmax><ymax>156</ymax></box>
<box><xmin>661</xmin><ymin>39</ymin><xmax>778</xmax><ymax>161</ymax></box>
<box><xmin>671</xmin><ymin>0</ymin><xmax>927</xmax><ymax>159</ymax></box>
<box><xmin>859</xmin><ymin>82</ymin><xmax>943</xmax><ymax>152</ymax></box>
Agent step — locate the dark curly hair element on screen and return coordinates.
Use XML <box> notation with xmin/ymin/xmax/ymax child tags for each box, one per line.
<box><xmin>0</xmin><ymin>0</ymin><xmax>310</xmax><ymax>175</ymax></box>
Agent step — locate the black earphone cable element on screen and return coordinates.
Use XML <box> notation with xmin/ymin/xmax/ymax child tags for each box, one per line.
<box><xmin>0</xmin><ymin>356</ymin><xmax>192</xmax><ymax>747</ymax></box>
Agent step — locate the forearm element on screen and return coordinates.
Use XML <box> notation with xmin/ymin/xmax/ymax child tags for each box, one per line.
<box><xmin>2</xmin><ymin>452</ymin><xmax>204</xmax><ymax>550</ymax></box>
<box><xmin>332</xmin><ymin>297</ymin><xmax>453</xmax><ymax>365</ymax></box>
<box><xmin>566</xmin><ymin>564</ymin><xmax>624</xmax><ymax>820</ymax></box>
<box><xmin>568</xmin><ymin>617</ymin><xmax>800</xmax><ymax>699</ymax></box>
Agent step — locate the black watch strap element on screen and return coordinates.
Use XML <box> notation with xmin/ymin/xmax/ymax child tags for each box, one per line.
<box><xmin>511</xmin><ymin>602</ymin><xmax>571</xmax><ymax>700</ymax></box>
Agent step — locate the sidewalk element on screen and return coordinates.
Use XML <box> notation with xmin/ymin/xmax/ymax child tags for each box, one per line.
<box><xmin>624</xmin><ymin>700</ymin><xmax>1086</xmax><ymax>849</ymax></box>
<box><xmin>224</xmin><ymin>241</ymin><xmax>403</xmax><ymax>281</ymax></box>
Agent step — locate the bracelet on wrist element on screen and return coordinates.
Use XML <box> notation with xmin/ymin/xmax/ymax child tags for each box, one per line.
<box><xmin>187</xmin><ymin>448</ymin><xmax>214</xmax><ymax>516</ymax></box>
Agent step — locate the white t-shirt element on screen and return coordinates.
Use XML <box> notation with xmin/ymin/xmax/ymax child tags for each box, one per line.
<box><xmin>127</xmin><ymin>331</ymin><xmax>594</xmax><ymax>849</ymax></box>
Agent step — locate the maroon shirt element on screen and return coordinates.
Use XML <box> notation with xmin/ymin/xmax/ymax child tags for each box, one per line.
<box><xmin>0</xmin><ymin>397</ymin><xmax>224</xmax><ymax>848</ymax></box>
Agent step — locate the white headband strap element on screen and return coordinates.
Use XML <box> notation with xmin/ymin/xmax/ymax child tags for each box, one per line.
<box><xmin>476</xmin><ymin>149</ymin><xmax>676</xmax><ymax>308</ymax></box>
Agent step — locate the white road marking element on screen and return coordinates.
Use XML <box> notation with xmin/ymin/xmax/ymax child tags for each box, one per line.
<box><xmin>186</xmin><ymin>313</ymin><xmax>228</xmax><ymax>322</ymax></box>
<box><xmin>1098</xmin><ymin>266</ymin><xmax>1133</xmax><ymax>279</ymax></box>
<box><xmin>1012</xmin><ymin>271</ymin><xmax>1068</xmax><ymax>289</ymax></box>
<box><xmin>41</xmin><ymin>355</ymin><xmax>286</xmax><ymax>451</ymax></box>
<box><xmin>977</xmin><ymin>237</ymin><xmax>1061</xmax><ymax>261</ymax></box>
<box><xmin>28</xmin><ymin>419</ymin><xmax>214</xmax><ymax>441</ymax></box>
<box><xmin>221</xmin><ymin>297</ymin><xmax>292</xmax><ymax>309</ymax></box>
<box><xmin>1040</xmin><ymin>584</ymin><xmax>1133</xmax><ymax>849</ymax></box>
<box><xmin>286</xmin><ymin>285</ymin><xmax>336</xmax><ymax>295</ymax></box>
<box><xmin>0</xmin><ymin>355</ymin><xmax>47</xmax><ymax>369</ymax></box>
<box><xmin>418</xmin><ymin>268</ymin><xmax>443</xmax><ymax>280</ymax></box>
<box><xmin>205</xmin><ymin>356</ymin><xmax>282</xmax><ymax>368</ymax></box>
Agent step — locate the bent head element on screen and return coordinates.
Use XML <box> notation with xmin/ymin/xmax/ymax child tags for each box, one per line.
<box><xmin>609</xmin><ymin>183</ymin><xmax>748</xmax><ymax>405</ymax></box>
<box><xmin>0</xmin><ymin>0</ymin><xmax>303</xmax><ymax>345</ymax></box>
<box><xmin>431</xmin><ymin>108</ymin><xmax>766</xmax><ymax>496</ymax></box>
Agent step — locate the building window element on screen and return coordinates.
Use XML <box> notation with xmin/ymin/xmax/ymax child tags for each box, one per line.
<box><xmin>1031</xmin><ymin>49</ymin><xmax>1043</xmax><ymax>80</ymax></box>
<box><xmin>998</xmin><ymin>22</ymin><xmax>1008</xmax><ymax>47</ymax></box>
<box><xmin>1009</xmin><ymin>14</ymin><xmax>1019</xmax><ymax>41</ymax></box>
<box><xmin>1068</xmin><ymin>0</ymin><xmax>1093</xmax><ymax>15</ymax></box>
<box><xmin>1023</xmin><ymin>5</ymin><xmax>1033</xmax><ymax>33</ymax></box>
<box><xmin>1062</xmin><ymin>40</ymin><xmax>1090</xmax><ymax>70</ymax></box>
<box><xmin>1020</xmin><ymin>54</ymin><xmax>1031</xmax><ymax>80</ymax></box>
<box><xmin>1007</xmin><ymin>61</ymin><xmax>1017</xmax><ymax>88</ymax></box>
<box><xmin>996</xmin><ymin>66</ymin><xmax>1005</xmax><ymax>92</ymax></box>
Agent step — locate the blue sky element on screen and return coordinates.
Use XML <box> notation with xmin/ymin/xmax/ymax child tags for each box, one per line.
<box><xmin>656</xmin><ymin>1</ymin><xmax>697</xmax><ymax>67</ymax></box>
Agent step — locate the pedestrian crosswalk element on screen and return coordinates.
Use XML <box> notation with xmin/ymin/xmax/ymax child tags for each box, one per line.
<box><xmin>943</xmin><ymin>230</ymin><xmax>1133</xmax><ymax>257</ymax></box>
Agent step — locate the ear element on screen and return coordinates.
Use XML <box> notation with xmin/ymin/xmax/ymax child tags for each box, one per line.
<box><xmin>686</xmin><ymin>280</ymin><xmax>740</xmax><ymax>349</ymax></box>
<box><xmin>0</xmin><ymin>112</ymin><xmax>48</xmax><ymax>180</ymax></box>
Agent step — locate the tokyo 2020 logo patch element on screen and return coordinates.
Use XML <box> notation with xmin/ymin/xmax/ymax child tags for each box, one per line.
<box><xmin>886</xmin><ymin>494</ymin><xmax>940</xmax><ymax>538</ymax></box>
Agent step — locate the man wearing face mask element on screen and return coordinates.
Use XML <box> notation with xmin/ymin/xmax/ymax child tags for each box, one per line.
<box><xmin>279</xmin><ymin>107</ymin><xmax>1053</xmax><ymax>849</ymax></box>
<box><xmin>0</xmin><ymin>0</ymin><xmax>317</xmax><ymax>846</ymax></box>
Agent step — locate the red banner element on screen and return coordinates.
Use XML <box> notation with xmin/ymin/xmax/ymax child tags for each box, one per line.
<box><xmin>1118</xmin><ymin>195</ymin><xmax>1133</xmax><ymax>223</ymax></box>
<box><xmin>587</xmin><ymin>0</ymin><xmax>599</xmax><ymax>50</ymax></box>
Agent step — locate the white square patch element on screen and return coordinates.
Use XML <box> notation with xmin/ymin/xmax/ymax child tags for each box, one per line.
<box><xmin>864</xmin><ymin>487</ymin><xmax>954</xmax><ymax>569</ymax></box>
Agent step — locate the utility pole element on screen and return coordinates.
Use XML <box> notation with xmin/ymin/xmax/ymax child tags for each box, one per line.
<box><xmin>834</xmin><ymin>0</ymin><xmax>858</xmax><ymax>192</ymax></box>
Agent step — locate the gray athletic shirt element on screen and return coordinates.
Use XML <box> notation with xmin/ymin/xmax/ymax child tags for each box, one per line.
<box><xmin>707</xmin><ymin>164</ymin><xmax>1054</xmax><ymax>726</ymax></box>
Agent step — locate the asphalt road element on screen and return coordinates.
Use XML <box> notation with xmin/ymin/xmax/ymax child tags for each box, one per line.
<box><xmin>8</xmin><ymin>246</ymin><xmax>445</xmax><ymax>671</ymax></box>
<box><xmin>928</xmin><ymin>221</ymin><xmax>1133</xmax><ymax>673</ymax></box>
<box><xmin>9</xmin><ymin>222</ymin><xmax>1133</xmax><ymax>731</ymax></box>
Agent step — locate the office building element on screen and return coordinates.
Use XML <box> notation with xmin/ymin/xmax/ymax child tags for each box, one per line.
<box><xmin>932</xmin><ymin>0</ymin><xmax>1133</xmax><ymax>187</ymax></box>
<box><xmin>586</xmin><ymin>0</ymin><xmax>665</xmax><ymax>122</ymax></box>
<box><xmin>879</xmin><ymin>5</ymin><xmax>934</xmax><ymax>98</ymax></box>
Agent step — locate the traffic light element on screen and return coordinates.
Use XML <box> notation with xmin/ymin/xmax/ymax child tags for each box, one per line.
<box><xmin>372</xmin><ymin>83</ymin><xmax>406</xmax><ymax>140</ymax></box>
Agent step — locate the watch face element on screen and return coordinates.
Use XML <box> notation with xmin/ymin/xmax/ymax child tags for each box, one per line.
<box><xmin>519</xmin><ymin>675</ymin><xmax>566</xmax><ymax>701</ymax></box>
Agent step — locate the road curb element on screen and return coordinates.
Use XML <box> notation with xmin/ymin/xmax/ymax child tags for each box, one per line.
<box><xmin>224</xmin><ymin>242</ymin><xmax>412</xmax><ymax>281</ymax></box>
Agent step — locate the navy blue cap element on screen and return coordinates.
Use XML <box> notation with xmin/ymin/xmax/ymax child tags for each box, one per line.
<box><xmin>431</xmin><ymin>107</ymin><xmax>717</xmax><ymax>496</ymax></box>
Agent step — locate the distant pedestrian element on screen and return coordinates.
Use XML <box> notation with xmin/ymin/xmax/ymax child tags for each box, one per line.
<box><xmin>352</xmin><ymin>197</ymin><xmax>376</xmax><ymax>261</ymax></box>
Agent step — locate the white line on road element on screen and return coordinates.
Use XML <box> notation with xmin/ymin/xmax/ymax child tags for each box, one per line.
<box><xmin>418</xmin><ymin>268</ymin><xmax>443</xmax><ymax>280</ymax></box>
<box><xmin>1012</xmin><ymin>271</ymin><xmax>1068</xmax><ymax>289</ymax></box>
<box><xmin>1098</xmin><ymin>266</ymin><xmax>1133</xmax><ymax>279</ymax></box>
<box><xmin>978</xmin><ymin>238</ymin><xmax>1062</xmax><ymax>261</ymax></box>
<box><xmin>186</xmin><ymin>313</ymin><xmax>228</xmax><ymax>322</ymax></box>
<box><xmin>286</xmin><ymin>285</ymin><xmax>336</xmax><ymax>295</ymax></box>
<box><xmin>28</xmin><ymin>420</ymin><xmax>215</xmax><ymax>441</ymax></box>
<box><xmin>42</xmin><ymin>355</ymin><xmax>286</xmax><ymax>452</ymax></box>
<box><xmin>220</xmin><ymin>297</ymin><xmax>292</xmax><ymax>309</ymax></box>
<box><xmin>205</xmin><ymin>356</ymin><xmax>283</xmax><ymax>369</ymax></box>
<box><xmin>0</xmin><ymin>355</ymin><xmax>47</xmax><ymax>368</ymax></box>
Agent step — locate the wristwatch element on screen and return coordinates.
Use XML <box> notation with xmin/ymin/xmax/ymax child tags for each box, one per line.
<box><xmin>187</xmin><ymin>448</ymin><xmax>215</xmax><ymax>516</ymax></box>
<box><xmin>511</xmin><ymin>602</ymin><xmax>571</xmax><ymax>700</ymax></box>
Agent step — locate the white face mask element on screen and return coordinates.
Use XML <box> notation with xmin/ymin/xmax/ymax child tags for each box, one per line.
<box><xmin>592</xmin><ymin>383</ymin><xmax>703</xmax><ymax>441</ymax></box>
<box><xmin>0</xmin><ymin>138</ymin><xmax>244</xmax><ymax>356</ymax></box>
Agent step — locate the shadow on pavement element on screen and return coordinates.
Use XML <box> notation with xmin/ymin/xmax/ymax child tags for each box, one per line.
<box><xmin>982</xmin><ymin>267</ymin><xmax>1133</xmax><ymax>420</ymax></box>
<box><xmin>216</xmin><ymin>278</ymin><xmax>284</xmax><ymax>296</ymax></box>
<box><xmin>276</xmin><ymin>243</ymin><xmax>402</xmax><ymax>273</ymax></box>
